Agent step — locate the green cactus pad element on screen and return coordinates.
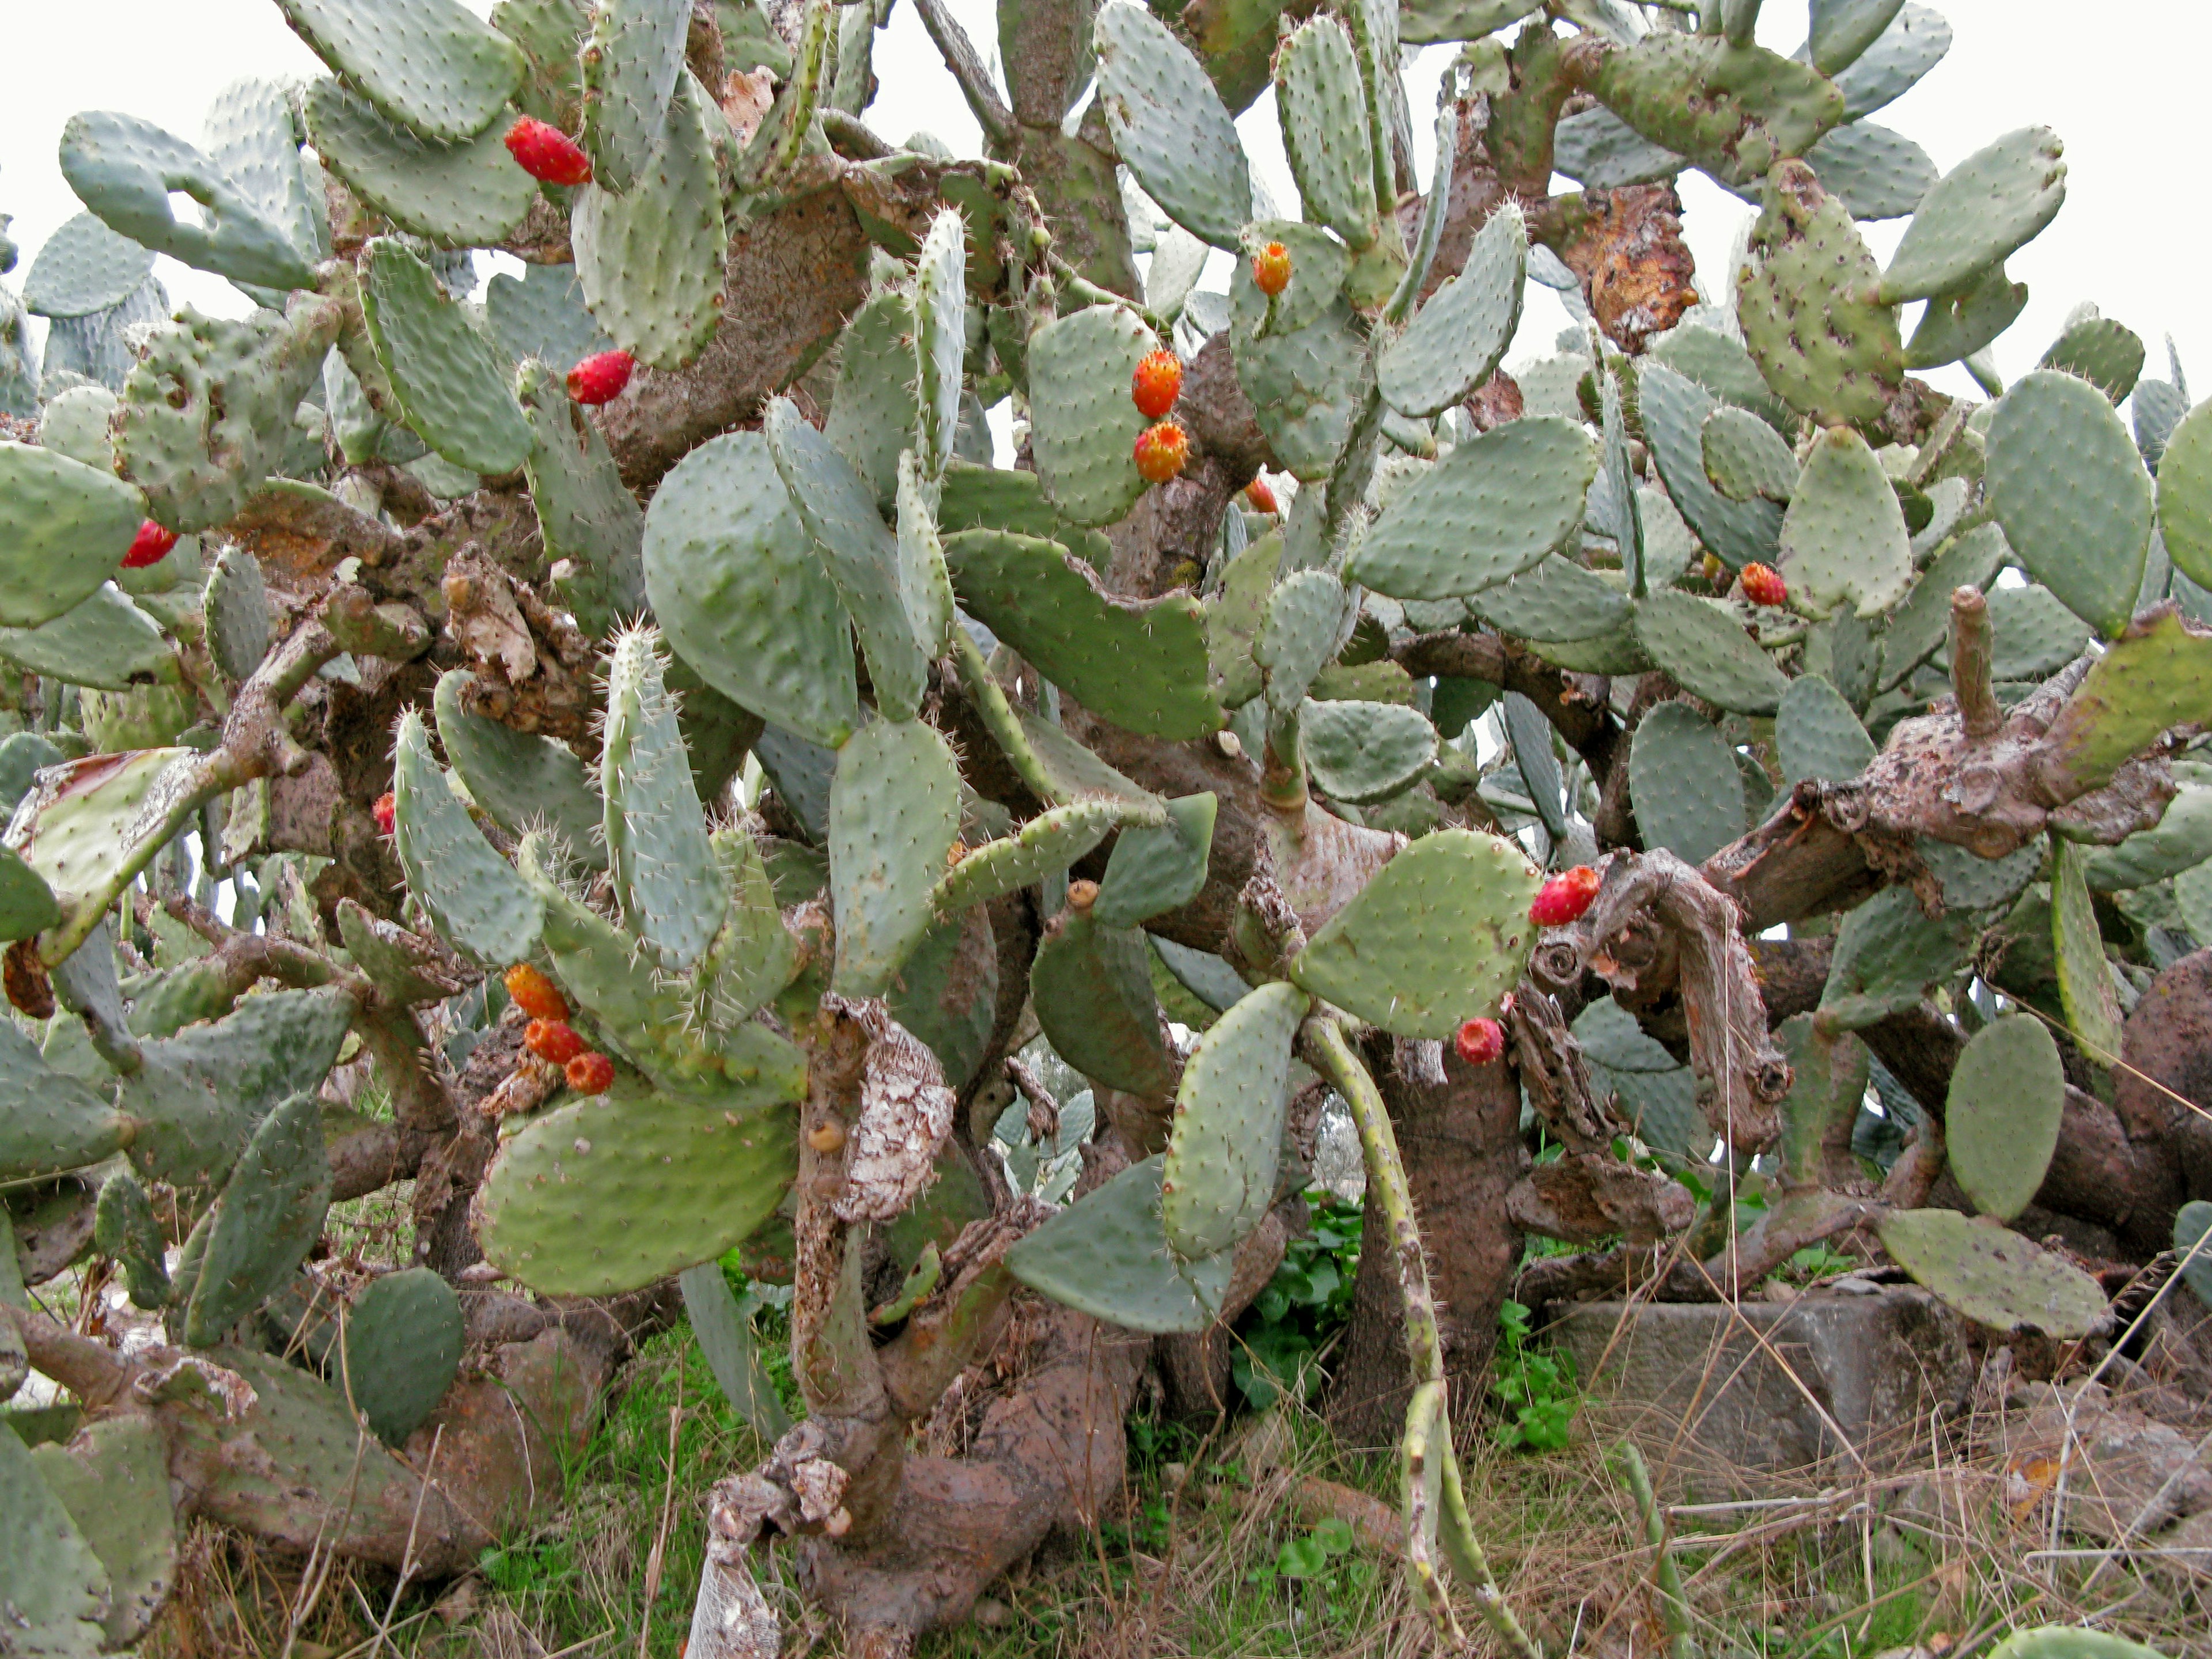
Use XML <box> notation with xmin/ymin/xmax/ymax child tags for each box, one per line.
<box><xmin>1380</xmin><ymin>202</ymin><xmax>1524</xmax><ymax>421</ymax></box>
<box><xmin>1778</xmin><ymin>426</ymin><xmax>1912</xmax><ymax>619</ymax></box>
<box><xmin>479</xmin><ymin>1074</ymin><xmax>797</xmax><ymax>1296</ymax></box>
<box><xmin>1630</xmin><ymin>592</ymin><xmax>1791</xmax><ymax>714</ymax></box>
<box><xmin>1301</xmin><ymin>699</ymin><xmax>1438</xmax><ymax>804</ymax></box>
<box><xmin>1649</xmin><ymin>323</ymin><xmax>1796</xmax><ymax>434</ymax></box>
<box><xmin>1916</xmin><ymin>839</ymin><xmax>2043</xmax><ymax>917</ymax></box>
<box><xmin>485</xmin><ymin>262</ymin><xmax>615</xmax><ymax>369</ymax></box>
<box><xmin>912</xmin><ymin>209</ymin><xmax>967</xmax><ymax>481</ymax></box>
<box><xmin>823</xmin><ymin>290</ymin><xmax>918</xmax><ymax>510</ymax></box>
<box><xmin>276</xmin><ymin>0</ymin><xmax>524</xmax><ymax>143</ymax></box>
<box><xmin>1031</xmin><ymin>907</ymin><xmax>1179</xmax><ymax>1099</ymax></box>
<box><xmin>2039</xmin><ymin>316</ymin><xmax>2143</xmax><ymax>404</ymax></box>
<box><xmin>1639</xmin><ymin>362</ymin><xmax>1784</xmax><ymax>570</ymax></box>
<box><xmin>1904</xmin><ymin>263</ymin><xmax>2028</xmax><ymax>372</ymax></box>
<box><xmin>29</xmin><ymin>1414</ymin><xmax>177</xmax><ymax>1650</ymax></box>
<box><xmin>1012</xmin><ymin>708</ymin><xmax>1165</xmax><ymax>816</ymax></box>
<box><xmin>886</xmin><ymin>906</ymin><xmax>999</xmax><ymax>1092</ymax></box>
<box><xmin>1818</xmin><ymin>885</ymin><xmax>1972</xmax><ymax>1030</ymax></box>
<box><xmin>0</xmin><ymin>583</ymin><xmax>177</xmax><ymax>691</ymax></box>
<box><xmin>517</xmin><ymin>366</ymin><xmax>646</xmax><ymax>637</ymax></box>
<box><xmin>1231</xmin><ymin>293</ymin><xmax>1369</xmax><ymax>482</ymax></box>
<box><xmin>59</xmin><ymin>111</ymin><xmax>316</xmax><ymax>292</ymax></box>
<box><xmin>1256</xmin><ymin>569</ymin><xmax>1351</xmax><ymax>713</ymax></box>
<box><xmin>36</xmin><ymin>385</ymin><xmax>120</xmax><ymax>474</ymax></box>
<box><xmin>1466</xmin><ymin>556</ymin><xmax>1631</xmax><ymax>645</ymax></box>
<box><xmin>93</xmin><ymin>1169</ymin><xmax>170</xmax><ymax>1309</ymax></box>
<box><xmin>20</xmin><ymin>211</ymin><xmax>154</xmax><ymax>319</ymax></box>
<box><xmin>339</xmin><ymin>1267</ymin><xmax>465</xmax><ymax>1445</ymax></box>
<box><xmin>643</xmin><ymin>431</ymin><xmax>859</xmax><ymax>750</ymax></box>
<box><xmin>1574</xmin><ymin>997</ymin><xmax>1707</xmax><ymax>1160</ymax></box>
<box><xmin>362</xmin><ymin>240</ymin><xmax>532</xmax><ymax>476</ymax></box>
<box><xmin>203</xmin><ymin>75</ymin><xmax>329</xmax><ymax>272</ymax></box>
<box><xmin>1094</xmin><ymin>793</ymin><xmax>1216</xmax><ymax>929</ymax></box>
<box><xmin>1207</xmin><ymin>533</ymin><xmax>1279</xmax><ymax>710</ymax></box>
<box><xmin>830</xmin><ymin>718</ymin><xmax>963</xmax><ymax>997</ymax></box>
<box><xmin>517</xmin><ymin>836</ymin><xmax>698</xmax><ymax>1075</ymax></box>
<box><xmin>1230</xmin><ymin>221</ymin><xmax>1354</xmax><ymax>339</ymax></box>
<box><xmin>2175</xmin><ymin>1202</ymin><xmax>2212</xmax><ymax>1310</ymax></box>
<box><xmin>896</xmin><ymin>453</ymin><xmax>957</xmax><ymax>661</ymax></box>
<box><xmin>1349</xmin><ymin>417</ymin><xmax>1597</xmax><ymax>601</ymax></box>
<box><xmin>1878</xmin><ymin>522</ymin><xmax>2010</xmax><ymax>689</ymax></box>
<box><xmin>201</xmin><ymin>547</ymin><xmax>271</xmax><ymax>684</ymax></box>
<box><xmin>1776</xmin><ymin>119</ymin><xmax>1935</xmax><ymax>221</ymax></box>
<box><xmin>334</xmin><ymin>902</ymin><xmax>459</xmax><ymax>1007</ymax></box>
<box><xmin>1289</xmin><ymin>829</ymin><xmax>1539</xmax><ymax>1039</ymax></box>
<box><xmin>1025</xmin><ymin>305</ymin><xmax>1156</xmax><ymax>530</ymax></box>
<box><xmin>1700</xmin><ymin>406</ymin><xmax>1797</xmax><ymax>504</ymax></box>
<box><xmin>183</xmin><ymin>1090</ymin><xmax>331</xmax><ymax>1346</ymax></box>
<box><xmin>2037</xmin><ymin>608</ymin><xmax>2212</xmax><ymax>793</ymax></box>
<box><xmin>0</xmin><ymin>1022</ymin><xmax>126</xmax><ymax>1185</ymax></box>
<box><xmin>1875</xmin><ymin>1208</ymin><xmax>2105</xmax><ymax>1336</ymax></box>
<box><xmin>116</xmin><ymin>304</ymin><xmax>336</xmax><ymax>532</ymax></box>
<box><xmin>0</xmin><ymin>442</ymin><xmax>144</xmax><ymax>630</ymax></box>
<box><xmin>434</xmin><ymin>670</ymin><xmax>603</xmax><ymax>865</ymax></box>
<box><xmin>1771</xmin><ymin>1013</ymin><xmax>1870</xmax><ymax>1189</ymax></box>
<box><xmin>1275</xmin><ymin>16</ymin><xmax>1377</xmax><ymax>248</ymax></box>
<box><xmin>2083</xmin><ymin>784</ymin><xmax>2212</xmax><ymax>891</ymax></box>
<box><xmin>943</xmin><ymin>530</ymin><xmax>1221</xmax><ymax>738</ymax></box>
<box><xmin>578</xmin><ymin>0</ymin><xmax>692</xmax><ymax>192</ymax></box>
<box><xmin>1503</xmin><ymin>692</ymin><xmax>1566</xmax><ymax>839</ymax></box>
<box><xmin>1005</xmin><ymin>1153</ymin><xmax>1233</xmax><ymax>1332</ymax></box>
<box><xmin>1738</xmin><ymin>165</ymin><xmax>1901</xmax><ymax>427</ymax></box>
<box><xmin>1628</xmin><ymin>702</ymin><xmax>1747</xmax><ymax>866</ymax></box>
<box><xmin>1160</xmin><ymin>979</ymin><xmax>1304</xmax><ymax>1260</ymax></box>
<box><xmin>1986</xmin><ymin>369</ymin><xmax>2152</xmax><ymax>639</ymax></box>
<box><xmin>304</xmin><ymin>79</ymin><xmax>535</xmax><ymax>245</ymax></box>
<box><xmin>1775</xmin><ymin>674</ymin><xmax>1875</xmax><ymax>786</ymax></box>
<box><xmin>1093</xmin><ymin>2</ymin><xmax>1252</xmax><ymax>248</ymax></box>
<box><xmin>2051</xmin><ymin>836</ymin><xmax>2123</xmax><ymax>1066</ymax></box>
<box><xmin>601</xmin><ymin>630</ymin><xmax>726</xmax><ymax>971</ymax></box>
<box><xmin>1808</xmin><ymin>0</ymin><xmax>1909</xmax><ymax>75</ymax></box>
<box><xmin>1878</xmin><ymin>127</ymin><xmax>2066</xmax><ymax>305</ymax></box>
<box><xmin>2155</xmin><ymin>401</ymin><xmax>2212</xmax><ymax>591</ymax></box>
<box><xmin>573</xmin><ymin>71</ymin><xmax>725</xmax><ymax>370</ymax></box>
<box><xmin>6</xmin><ymin>748</ymin><xmax>188</xmax><ymax>944</ymax></box>
<box><xmin>391</xmin><ymin>708</ymin><xmax>543</xmax><ymax>967</ymax></box>
<box><xmin>1588</xmin><ymin>33</ymin><xmax>1842</xmax><ymax>190</ymax></box>
<box><xmin>764</xmin><ymin>397</ymin><xmax>930</xmax><ymax>722</ymax></box>
<box><xmin>1945</xmin><ymin>1014</ymin><xmax>2063</xmax><ymax>1223</ymax></box>
<box><xmin>679</xmin><ymin>1262</ymin><xmax>793</xmax><ymax>1440</ymax></box>
<box><xmin>1974</xmin><ymin>583</ymin><xmax>2092</xmax><ymax>682</ymax></box>
<box><xmin>1986</xmin><ymin>1632</ymin><xmax>2169</xmax><ymax>1659</ymax></box>
<box><xmin>933</xmin><ymin>802</ymin><xmax>1127</xmax><ymax>915</ymax></box>
<box><xmin>937</xmin><ymin>462</ymin><xmax>1113</xmax><ymax>567</ymax></box>
<box><xmin>0</xmin><ymin>1423</ymin><xmax>111</xmax><ymax>1657</ymax></box>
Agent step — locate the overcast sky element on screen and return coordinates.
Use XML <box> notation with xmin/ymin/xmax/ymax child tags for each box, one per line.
<box><xmin>6</xmin><ymin>1</ymin><xmax>2207</xmax><ymax>408</ymax></box>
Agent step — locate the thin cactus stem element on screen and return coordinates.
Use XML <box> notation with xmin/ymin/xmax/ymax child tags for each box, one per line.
<box><xmin>950</xmin><ymin>623</ymin><xmax>1071</xmax><ymax>808</ymax></box>
<box><xmin>1261</xmin><ymin>704</ymin><xmax>1309</xmax><ymax>813</ymax></box>
<box><xmin>1950</xmin><ymin>584</ymin><xmax>2003</xmax><ymax>739</ymax></box>
<box><xmin>1323</xmin><ymin>374</ymin><xmax>1387</xmax><ymax>571</ymax></box>
<box><xmin>1608</xmin><ymin>1440</ymin><xmax>1697</xmax><ymax>1659</ymax></box>
<box><xmin>1044</xmin><ymin>251</ymin><xmax>1168</xmax><ymax>334</ymax></box>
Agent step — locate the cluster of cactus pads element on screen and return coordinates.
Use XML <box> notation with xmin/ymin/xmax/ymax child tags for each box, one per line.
<box><xmin>2</xmin><ymin>0</ymin><xmax>2212</xmax><ymax>1651</ymax></box>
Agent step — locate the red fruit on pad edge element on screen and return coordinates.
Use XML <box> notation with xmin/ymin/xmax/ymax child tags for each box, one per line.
<box><xmin>566</xmin><ymin>1051</ymin><xmax>615</xmax><ymax>1094</ymax></box>
<box><xmin>1252</xmin><ymin>241</ymin><xmax>1291</xmax><ymax>297</ymax></box>
<box><xmin>372</xmin><ymin>792</ymin><xmax>396</xmax><ymax>837</ymax></box>
<box><xmin>1529</xmin><ymin>865</ymin><xmax>1601</xmax><ymax>927</ymax></box>
<box><xmin>567</xmin><ymin>350</ymin><xmax>634</xmax><ymax>405</ymax></box>
<box><xmin>1131</xmin><ymin>350</ymin><xmax>1182</xmax><ymax>419</ymax></box>
<box><xmin>1134</xmin><ymin>421</ymin><xmax>1189</xmax><ymax>484</ymax></box>
<box><xmin>1244</xmin><ymin>476</ymin><xmax>1279</xmax><ymax>514</ymax></box>
<box><xmin>1455</xmin><ymin>1017</ymin><xmax>1504</xmax><ymax>1067</ymax></box>
<box><xmin>505</xmin><ymin>116</ymin><xmax>593</xmax><ymax>186</ymax></box>
<box><xmin>1740</xmin><ymin>562</ymin><xmax>1787</xmax><ymax>608</ymax></box>
<box><xmin>123</xmin><ymin>521</ymin><xmax>177</xmax><ymax>569</ymax></box>
<box><xmin>526</xmin><ymin>1018</ymin><xmax>588</xmax><ymax>1066</ymax></box>
<box><xmin>504</xmin><ymin>961</ymin><xmax>571</xmax><ymax>1023</ymax></box>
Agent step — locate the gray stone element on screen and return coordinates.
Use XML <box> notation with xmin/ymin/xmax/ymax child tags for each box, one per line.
<box><xmin>1546</xmin><ymin>1282</ymin><xmax>1976</xmax><ymax>1472</ymax></box>
<box><xmin>1998</xmin><ymin>1381</ymin><xmax>2212</xmax><ymax>1542</ymax></box>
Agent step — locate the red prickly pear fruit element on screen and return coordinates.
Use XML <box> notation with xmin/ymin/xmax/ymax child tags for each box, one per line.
<box><xmin>1455</xmin><ymin>1017</ymin><xmax>1504</xmax><ymax>1067</ymax></box>
<box><xmin>1131</xmin><ymin>349</ymin><xmax>1182</xmax><ymax>419</ymax></box>
<box><xmin>526</xmin><ymin>1018</ymin><xmax>588</xmax><ymax>1066</ymax></box>
<box><xmin>1244</xmin><ymin>476</ymin><xmax>1279</xmax><ymax>514</ymax></box>
<box><xmin>504</xmin><ymin>962</ymin><xmax>571</xmax><ymax>1022</ymax></box>
<box><xmin>505</xmin><ymin>116</ymin><xmax>593</xmax><ymax>186</ymax></box>
<box><xmin>566</xmin><ymin>349</ymin><xmax>634</xmax><ymax>405</ymax></box>
<box><xmin>123</xmin><ymin>521</ymin><xmax>177</xmax><ymax>569</ymax></box>
<box><xmin>1740</xmin><ymin>562</ymin><xmax>1787</xmax><ymax>608</ymax></box>
<box><xmin>1133</xmin><ymin>421</ymin><xmax>1190</xmax><ymax>485</ymax></box>
<box><xmin>1252</xmin><ymin>240</ymin><xmax>1291</xmax><ymax>297</ymax></box>
<box><xmin>1530</xmin><ymin>865</ymin><xmax>1601</xmax><ymax>927</ymax></box>
<box><xmin>372</xmin><ymin>791</ymin><xmax>396</xmax><ymax>837</ymax></box>
<box><xmin>566</xmin><ymin>1050</ymin><xmax>616</xmax><ymax>1094</ymax></box>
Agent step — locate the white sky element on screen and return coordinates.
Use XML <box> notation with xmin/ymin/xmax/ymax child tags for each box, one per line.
<box><xmin>5</xmin><ymin>1</ymin><xmax>2209</xmax><ymax>406</ymax></box>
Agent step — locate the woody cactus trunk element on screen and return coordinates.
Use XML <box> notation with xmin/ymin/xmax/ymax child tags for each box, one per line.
<box><xmin>5</xmin><ymin>0</ymin><xmax>2212</xmax><ymax>1652</ymax></box>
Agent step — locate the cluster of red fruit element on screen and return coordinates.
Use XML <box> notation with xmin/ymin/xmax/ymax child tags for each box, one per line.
<box><xmin>504</xmin><ymin>964</ymin><xmax>615</xmax><ymax>1094</ymax></box>
<box><xmin>1131</xmin><ymin>349</ymin><xmax>1187</xmax><ymax>486</ymax></box>
<box><xmin>1450</xmin><ymin>866</ymin><xmax>1604</xmax><ymax>1070</ymax></box>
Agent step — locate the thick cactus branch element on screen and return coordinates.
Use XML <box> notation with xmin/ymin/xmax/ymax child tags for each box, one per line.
<box><xmin>911</xmin><ymin>0</ymin><xmax>1014</xmax><ymax>145</ymax></box>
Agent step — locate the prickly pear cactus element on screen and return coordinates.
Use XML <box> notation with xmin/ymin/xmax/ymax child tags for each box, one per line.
<box><xmin>3</xmin><ymin>1</ymin><xmax>2211</xmax><ymax>1654</ymax></box>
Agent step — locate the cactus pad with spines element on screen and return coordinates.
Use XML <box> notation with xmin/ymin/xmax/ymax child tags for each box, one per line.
<box><xmin>1161</xmin><ymin>980</ymin><xmax>1305</xmax><ymax>1260</ymax></box>
<box><xmin>1878</xmin><ymin>127</ymin><xmax>2066</xmax><ymax>304</ymax></box>
<box><xmin>912</xmin><ymin>209</ymin><xmax>968</xmax><ymax>481</ymax></box>
<box><xmin>1289</xmin><ymin>830</ymin><xmax>1539</xmax><ymax>1039</ymax></box>
<box><xmin>1005</xmin><ymin>1154</ymin><xmax>1233</xmax><ymax>1332</ymax></box>
<box><xmin>479</xmin><ymin>1075</ymin><xmax>798</xmax><ymax>1296</ymax></box>
<box><xmin>1772</xmin><ymin>1014</ymin><xmax>1871</xmax><ymax>1188</ymax></box>
<box><xmin>1622</xmin><ymin>704</ymin><xmax>1744</xmax><ymax>870</ymax></box>
<box><xmin>1638</xmin><ymin>362</ymin><xmax>1785</xmax><ymax>570</ymax></box>
<box><xmin>0</xmin><ymin>1422</ymin><xmax>113</xmax><ymax>1656</ymax></box>
<box><xmin>0</xmin><ymin>442</ymin><xmax>146</xmax><ymax>628</ymax></box>
<box><xmin>1878</xmin><ymin>522</ymin><xmax>2011</xmax><ymax>688</ymax></box>
<box><xmin>1876</xmin><ymin>1208</ymin><xmax>2105</xmax><ymax>1336</ymax></box>
<box><xmin>577</xmin><ymin>0</ymin><xmax>692</xmax><ymax>192</ymax></box>
<box><xmin>0</xmin><ymin>1021</ymin><xmax>127</xmax><ymax>1184</ymax></box>
<box><xmin>276</xmin><ymin>0</ymin><xmax>524</xmax><ymax>143</ymax></box>
<box><xmin>1737</xmin><ymin>162</ymin><xmax>1902</xmax><ymax>427</ymax></box>
<box><xmin>1094</xmin><ymin>794</ymin><xmax>1217</xmax><ymax>929</ymax></box>
<box><xmin>518</xmin><ymin>366</ymin><xmax>647</xmax><ymax>637</ymax></box>
<box><xmin>485</xmin><ymin>262</ymin><xmax>615</xmax><ymax>370</ymax></box>
<box><xmin>1775</xmin><ymin>674</ymin><xmax>1876</xmax><ymax>786</ymax></box>
<box><xmin>1986</xmin><ymin>369</ymin><xmax>2152</xmax><ymax>638</ymax></box>
<box><xmin>1024</xmin><ymin>305</ymin><xmax>1156</xmax><ymax>530</ymax></box>
<box><xmin>202</xmin><ymin>546</ymin><xmax>271</xmax><ymax>683</ymax></box>
<box><xmin>304</xmin><ymin>81</ymin><xmax>535</xmax><ymax>246</ymax></box>
<box><xmin>94</xmin><ymin>1169</ymin><xmax>171</xmax><ymax>1308</ymax></box>
<box><xmin>1587</xmin><ymin>33</ymin><xmax>1843</xmax><ymax>190</ymax></box>
<box><xmin>1630</xmin><ymin>592</ymin><xmax>1791</xmax><ymax>715</ymax></box>
<box><xmin>765</xmin><ymin>397</ymin><xmax>930</xmax><ymax>722</ymax></box>
<box><xmin>1231</xmin><ymin>292</ymin><xmax>1369</xmax><ymax>482</ymax></box>
<box><xmin>937</xmin><ymin>462</ymin><xmax>1113</xmax><ymax>566</ymax></box>
<box><xmin>1818</xmin><ymin>885</ymin><xmax>1974</xmax><ymax>1030</ymax></box>
<box><xmin>362</xmin><ymin>240</ymin><xmax>533</xmax><ymax>476</ymax></box>
<box><xmin>600</xmin><ymin>630</ymin><xmax>727</xmax><ymax>972</ymax></box>
<box><xmin>1031</xmin><ymin>907</ymin><xmax>1179</xmax><ymax>1100</ymax></box>
<box><xmin>1274</xmin><ymin>16</ymin><xmax>1377</xmax><ymax>248</ymax></box>
<box><xmin>1975</xmin><ymin>584</ymin><xmax>2091</xmax><ymax>683</ymax></box>
<box><xmin>1349</xmin><ymin>416</ymin><xmax>1597</xmax><ymax>600</ymax></box>
<box><xmin>1946</xmin><ymin>1014</ymin><xmax>2064</xmax><ymax>1223</ymax></box>
<box><xmin>2082</xmin><ymin>783</ymin><xmax>2212</xmax><ymax>891</ymax></box>
<box><xmin>823</xmin><ymin>290</ymin><xmax>920</xmax><ymax>510</ymax></box>
<box><xmin>0</xmin><ymin>582</ymin><xmax>178</xmax><ymax>691</ymax></box>
<box><xmin>1301</xmin><ymin>700</ymin><xmax>1438</xmax><ymax>804</ymax></box>
<box><xmin>829</xmin><ymin>717</ymin><xmax>963</xmax><ymax>998</ymax></box>
<box><xmin>1466</xmin><ymin>556</ymin><xmax>1631</xmax><ymax>645</ymax></box>
<box><xmin>931</xmin><ymin>801</ymin><xmax>1127</xmax><ymax>917</ymax></box>
<box><xmin>1092</xmin><ymin>2</ymin><xmax>1252</xmax><ymax>248</ymax></box>
<box><xmin>2040</xmin><ymin>315</ymin><xmax>2144</xmax><ymax>404</ymax></box>
<box><xmin>1700</xmin><ymin>406</ymin><xmax>1798</xmax><ymax>504</ymax></box>
<box><xmin>942</xmin><ymin>531</ymin><xmax>1221</xmax><ymax>738</ymax></box>
<box><xmin>643</xmin><ymin>431</ymin><xmax>860</xmax><ymax>750</ymax></box>
<box><xmin>340</xmin><ymin>1267</ymin><xmax>465</xmax><ymax>1445</ymax></box>
<box><xmin>885</xmin><ymin>908</ymin><xmax>999</xmax><ymax>1092</ymax></box>
<box><xmin>183</xmin><ymin>1090</ymin><xmax>332</xmax><ymax>1346</ymax></box>
<box><xmin>1778</xmin><ymin>426</ymin><xmax>1913</xmax><ymax>619</ymax></box>
<box><xmin>29</xmin><ymin>1414</ymin><xmax>178</xmax><ymax>1650</ymax></box>
<box><xmin>1794</xmin><ymin>120</ymin><xmax>1936</xmax><ymax>220</ymax></box>
<box><xmin>2051</xmin><ymin>836</ymin><xmax>2123</xmax><ymax>1065</ymax></box>
<box><xmin>2156</xmin><ymin>401</ymin><xmax>2212</xmax><ymax>590</ymax></box>
<box><xmin>1256</xmin><ymin>568</ymin><xmax>1352</xmax><ymax>713</ymax></box>
<box><xmin>433</xmin><ymin>670</ymin><xmax>601</xmax><ymax>864</ymax></box>
<box><xmin>7</xmin><ymin>747</ymin><xmax>190</xmax><ymax>940</ymax></box>
<box><xmin>391</xmin><ymin>709</ymin><xmax>543</xmax><ymax>966</ymax></box>
<box><xmin>19</xmin><ymin>210</ymin><xmax>154</xmax><ymax>319</ymax></box>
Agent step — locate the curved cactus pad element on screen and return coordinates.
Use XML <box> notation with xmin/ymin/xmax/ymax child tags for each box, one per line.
<box><xmin>1162</xmin><ymin>980</ymin><xmax>1305</xmax><ymax>1261</ymax></box>
<box><xmin>1946</xmin><ymin>1014</ymin><xmax>2064</xmax><ymax>1224</ymax></box>
<box><xmin>341</xmin><ymin>1267</ymin><xmax>466</xmax><ymax>1446</ymax></box>
<box><xmin>391</xmin><ymin>709</ymin><xmax>543</xmax><ymax>967</ymax></box>
<box><xmin>1005</xmin><ymin>1155</ymin><xmax>1234</xmax><ymax>1333</ymax></box>
<box><xmin>830</xmin><ymin>718</ymin><xmax>963</xmax><ymax>997</ymax></box>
